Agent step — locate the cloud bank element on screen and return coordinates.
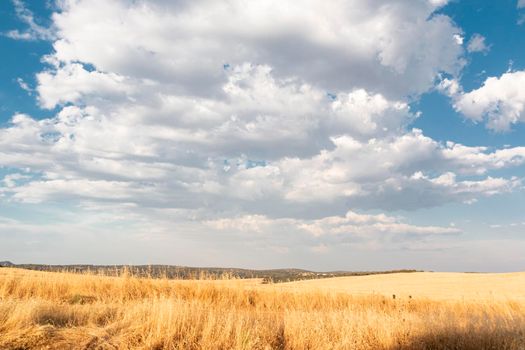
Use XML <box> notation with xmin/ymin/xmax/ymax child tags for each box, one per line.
<box><xmin>1</xmin><ymin>0</ymin><xmax>524</xmax><ymax>260</ymax></box>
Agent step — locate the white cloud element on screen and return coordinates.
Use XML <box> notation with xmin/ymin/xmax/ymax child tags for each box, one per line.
<box><xmin>441</xmin><ymin>142</ymin><xmax>525</xmax><ymax>174</ymax></box>
<box><xmin>36</xmin><ymin>63</ymin><xmax>136</xmax><ymax>109</ymax></box>
<box><xmin>518</xmin><ymin>0</ymin><xmax>525</xmax><ymax>9</ymax></box>
<box><xmin>4</xmin><ymin>0</ymin><xmax>54</xmax><ymax>41</ymax></box>
<box><xmin>437</xmin><ymin>77</ymin><xmax>462</xmax><ymax>97</ymax></box>
<box><xmin>3</xmin><ymin>110</ymin><xmax>523</xmax><ymax>215</ymax></box>
<box><xmin>2</xmin><ymin>60</ymin><xmax>524</xmax><ymax>216</ymax></box>
<box><xmin>453</xmin><ymin>71</ymin><xmax>525</xmax><ymax>131</ymax></box>
<box><xmin>298</xmin><ymin>210</ymin><xmax>460</xmax><ymax>237</ymax></box>
<box><xmin>466</xmin><ymin>34</ymin><xmax>490</xmax><ymax>54</ymax></box>
<box><xmin>206</xmin><ymin>211</ymin><xmax>458</xmax><ymax>238</ymax></box>
<box><xmin>205</xmin><ymin>210</ymin><xmax>460</xmax><ymax>249</ymax></box>
<box><xmin>26</xmin><ymin>63</ymin><xmax>419</xmax><ymax>163</ymax></box>
<box><xmin>0</xmin><ymin>0</ymin><xmax>523</xmax><ymax>257</ymax></box>
<box><xmin>1</xmin><ymin>173</ymin><xmax>30</xmax><ymax>188</ymax></box>
<box><xmin>429</xmin><ymin>0</ymin><xmax>449</xmax><ymax>8</ymax></box>
<box><xmin>8</xmin><ymin>178</ymin><xmax>152</xmax><ymax>204</ymax></box>
<box><xmin>453</xmin><ymin>34</ymin><xmax>464</xmax><ymax>45</ymax></box>
<box><xmin>16</xmin><ymin>78</ymin><xmax>32</xmax><ymax>94</ymax></box>
<box><xmin>49</xmin><ymin>0</ymin><xmax>464</xmax><ymax>99</ymax></box>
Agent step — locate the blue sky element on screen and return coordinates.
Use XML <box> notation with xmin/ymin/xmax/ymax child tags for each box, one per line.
<box><xmin>413</xmin><ymin>0</ymin><xmax>525</xmax><ymax>148</ymax></box>
<box><xmin>0</xmin><ymin>1</ymin><xmax>54</xmax><ymax>124</ymax></box>
<box><xmin>1</xmin><ymin>0</ymin><xmax>525</xmax><ymax>271</ymax></box>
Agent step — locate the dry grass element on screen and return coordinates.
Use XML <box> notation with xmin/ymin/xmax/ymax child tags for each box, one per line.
<box><xmin>1</xmin><ymin>268</ymin><xmax>524</xmax><ymax>349</ymax></box>
<box><xmin>276</xmin><ymin>271</ymin><xmax>525</xmax><ymax>301</ymax></box>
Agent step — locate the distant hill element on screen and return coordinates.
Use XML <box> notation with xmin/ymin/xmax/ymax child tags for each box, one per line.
<box><xmin>0</xmin><ymin>262</ymin><xmax>418</xmax><ymax>283</ymax></box>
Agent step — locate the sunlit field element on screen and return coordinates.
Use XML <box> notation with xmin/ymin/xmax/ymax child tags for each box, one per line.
<box><xmin>1</xmin><ymin>268</ymin><xmax>525</xmax><ymax>349</ymax></box>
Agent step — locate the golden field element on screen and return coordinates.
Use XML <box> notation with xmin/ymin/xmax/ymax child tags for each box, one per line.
<box><xmin>276</xmin><ymin>271</ymin><xmax>525</xmax><ymax>301</ymax></box>
<box><xmin>1</xmin><ymin>268</ymin><xmax>524</xmax><ymax>349</ymax></box>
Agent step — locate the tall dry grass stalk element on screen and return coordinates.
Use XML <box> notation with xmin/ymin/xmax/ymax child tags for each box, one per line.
<box><xmin>0</xmin><ymin>268</ymin><xmax>524</xmax><ymax>349</ymax></box>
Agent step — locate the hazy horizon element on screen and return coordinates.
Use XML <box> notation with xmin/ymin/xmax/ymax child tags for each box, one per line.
<box><xmin>1</xmin><ymin>0</ymin><xmax>525</xmax><ymax>272</ymax></box>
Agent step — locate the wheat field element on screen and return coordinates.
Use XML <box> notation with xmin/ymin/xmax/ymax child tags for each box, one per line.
<box><xmin>1</xmin><ymin>268</ymin><xmax>525</xmax><ymax>349</ymax></box>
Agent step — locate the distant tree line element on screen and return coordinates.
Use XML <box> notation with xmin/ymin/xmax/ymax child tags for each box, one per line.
<box><xmin>0</xmin><ymin>262</ymin><xmax>419</xmax><ymax>283</ymax></box>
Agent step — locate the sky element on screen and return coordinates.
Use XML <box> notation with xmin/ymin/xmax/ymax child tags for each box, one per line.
<box><xmin>0</xmin><ymin>0</ymin><xmax>525</xmax><ymax>272</ymax></box>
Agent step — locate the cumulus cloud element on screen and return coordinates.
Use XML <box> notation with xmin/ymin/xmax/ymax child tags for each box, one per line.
<box><xmin>453</xmin><ymin>71</ymin><xmax>525</xmax><ymax>131</ymax></box>
<box><xmin>437</xmin><ymin>77</ymin><xmax>462</xmax><ymax>97</ymax></box>
<box><xmin>36</xmin><ymin>63</ymin><xmax>135</xmax><ymax>109</ymax></box>
<box><xmin>49</xmin><ymin>0</ymin><xmax>464</xmax><ymax>99</ymax></box>
<box><xmin>0</xmin><ymin>0</ymin><xmax>523</xmax><ymax>253</ymax></box>
<box><xmin>2</xmin><ymin>107</ymin><xmax>523</xmax><ymax>215</ymax></box>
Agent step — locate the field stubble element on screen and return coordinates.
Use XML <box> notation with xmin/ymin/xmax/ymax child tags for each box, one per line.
<box><xmin>0</xmin><ymin>268</ymin><xmax>524</xmax><ymax>349</ymax></box>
